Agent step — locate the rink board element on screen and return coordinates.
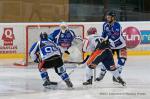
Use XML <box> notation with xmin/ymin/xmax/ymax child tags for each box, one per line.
<box><xmin>0</xmin><ymin>22</ymin><xmax>150</xmax><ymax>59</ymax></box>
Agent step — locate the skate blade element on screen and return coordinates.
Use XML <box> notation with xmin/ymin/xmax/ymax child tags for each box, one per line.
<box><xmin>44</xmin><ymin>85</ymin><xmax>57</xmax><ymax>89</ymax></box>
<box><xmin>122</xmin><ymin>83</ymin><xmax>127</xmax><ymax>87</ymax></box>
<box><xmin>113</xmin><ymin>81</ymin><xmax>120</xmax><ymax>85</ymax></box>
<box><xmin>113</xmin><ymin>82</ymin><xmax>127</xmax><ymax>87</ymax></box>
<box><xmin>66</xmin><ymin>87</ymin><xmax>74</xmax><ymax>90</ymax></box>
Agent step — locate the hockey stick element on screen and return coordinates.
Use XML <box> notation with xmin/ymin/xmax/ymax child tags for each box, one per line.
<box><xmin>64</xmin><ymin>61</ymin><xmax>82</xmax><ymax>64</ymax></box>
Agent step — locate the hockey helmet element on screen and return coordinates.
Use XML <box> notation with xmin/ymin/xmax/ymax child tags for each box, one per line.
<box><xmin>60</xmin><ymin>22</ymin><xmax>68</xmax><ymax>33</ymax></box>
<box><xmin>40</xmin><ymin>32</ymin><xmax>48</xmax><ymax>40</ymax></box>
<box><xmin>87</xmin><ymin>27</ymin><xmax>97</xmax><ymax>35</ymax></box>
<box><xmin>107</xmin><ymin>11</ymin><xmax>116</xmax><ymax>17</ymax></box>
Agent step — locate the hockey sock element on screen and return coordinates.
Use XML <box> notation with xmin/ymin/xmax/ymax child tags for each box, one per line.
<box><xmin>117</xmin><ymin>65</ymin><xmax>123</xmax><ymax>74</ymax></box>
<box><xmin>98</xmin><ymin>64</ymin><xmax>107</xmax><ymax>77</ymax></box>
<box><xmin>99</xmin><ymin>69</ymin><xmax>107</xmax><ymax>76</ymax></box>
<box><xmin>117</xmin><ymin>58</ymin><xmax>126</xmax><ymax>74</ymax></box>
<box><xmin>40</xmin><ymin>70</ymin><xmax>49</xmax><ymax>81</ymax></box>
<box><xmin>56</xmin><ymin>65</ymin><xmax>69</xmax><ymax>81</ymax></box>
<box><xmin>85</xmin><ymin>66</ymin><xmax>93</xmax><ymax>81</ymax></box>
<box><xmin>110</xmin><ymin>69</ymin><xmax>120</xmax><ymax>79</ymax></box>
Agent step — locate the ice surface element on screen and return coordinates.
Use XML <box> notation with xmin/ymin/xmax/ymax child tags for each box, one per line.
<box><xmin>0</xmin><ymin>56</ymin><xmax>150</xmax><ymax>99</ymax></box>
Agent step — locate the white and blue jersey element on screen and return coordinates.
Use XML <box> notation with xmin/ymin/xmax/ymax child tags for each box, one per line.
<box><xmin>102</xmin><ymin>22</ymin><xmax>126</xmax><ymax>49</ymax></box>
<box><xmin>48</xmin><ymin>29</ymin><xmax>76</xmax><ymax>49</ymax></box>
<box><xmin>29</xmin><ymin>39</ymin><xmax>61</xmax><ymax>62</ymax></box>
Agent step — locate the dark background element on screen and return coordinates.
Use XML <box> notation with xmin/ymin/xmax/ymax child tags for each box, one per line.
<box><xmin>0</xmin><ymin>0</ymin><xmax>149</xmax><ymax>22</ymax></box>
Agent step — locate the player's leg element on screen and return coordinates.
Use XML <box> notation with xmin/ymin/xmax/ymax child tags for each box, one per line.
<box><xmin>113</xmin><ymin>48</ymin><xmax>127</xmax><ymax>82</ymax></box>
<box><xmin>110</xmin><ymin>69</ymin><xmax>126</xmax><ymax>86</ymax></box>
<box><xmin>38</xmin><ymin>61</ymin><xmax>57</xmax><ymax>87</ymax></box>
<box><xmin>55</xmin><ymin>66</ymin><xmax>73</xmax><ymax>88</ymax></box>
<box><xmin>117</xmin><ymin>47</ymin><xmax>127</xmax><ymax>74</ymax></box>
<box><xmin>83</xmin><ymin>65</ymin><xmax>93</xmax><ymax>85</ymax></box>
<box><xmin>83</xmin><ymin>50</ymin><xmax>105</xmax><ymax>85</ymax></box>
<box><xmin>102</xmin><ymin>49</ymin><xmax>126</xmax><ymax>86</ymax></box>
<box><xmin>53</xmin><ymin>56</ymin><xmax>73</xmax><ymax>88</ymax></box>
<box><xmin>96</xmin><ymin>64</ymin><xmax>107</xmax><ymax>81</ymax></box>
<box><xmin>96</xmin><ymin>49</ymin><xmax>116</xmax><ymax>81</ymax></box>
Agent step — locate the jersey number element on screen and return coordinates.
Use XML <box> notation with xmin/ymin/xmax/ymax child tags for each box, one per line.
<box><xmin>44</xmin><ymin>46</ymin><xmax>58</xmax><ymax>53</ymax></box>
<box><xmin>41</xmin><ymin>46</ymin><xmax>58</xmax><ymax>56</ymax></box>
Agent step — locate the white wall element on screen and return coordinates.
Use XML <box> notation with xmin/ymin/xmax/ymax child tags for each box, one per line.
<box><xmin>0</xmin><ymin>22</ymin><xmax>150</xmax><ymax>55</ymax></box>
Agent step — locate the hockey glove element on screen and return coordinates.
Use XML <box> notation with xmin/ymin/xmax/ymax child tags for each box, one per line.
<box><xmin>65</xmin><ymin>50</ymin><xmax>70</xmax><ymax>55</ymax></box>
<box><xmin>34</xmin><ymin>58</ymin><xmax>39</xmax><ymax>63</ymax></box>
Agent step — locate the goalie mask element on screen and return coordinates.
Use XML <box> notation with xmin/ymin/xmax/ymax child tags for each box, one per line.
<box><xmin>87</xmin><ymin>27</ymin><xmax>97</xmax><ymax>35</ymax></box>
<box><xmin>60</xmin><ymin>22</ymin><xmax>68</xmax><ymax>33</ymax></box>
<box><xmin>40</xmin><ymin>32</ymin><xmax>48</xmax><ymax>40</ymax></box>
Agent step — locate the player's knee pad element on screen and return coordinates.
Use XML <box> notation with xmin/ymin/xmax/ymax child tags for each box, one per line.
<box><xmin>118</xmin><ymin>58</ymin><xmax>126</xmax><ymax>66</ymax></box>
<box><xmin>55</xmin><ymin>65</ymin><xmax>69</xmax><ymax>80</ymax></box>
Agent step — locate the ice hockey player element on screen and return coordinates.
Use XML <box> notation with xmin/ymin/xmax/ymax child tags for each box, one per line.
<box><xmin>96</xmin><ymin>11</ymin><xmax>127</xmax><ymax>82</ymax></box>
<box><xmin>48</xmin><ymin>22</ymin><xmax>76</xmax><ymax>55</ymax></box>
<box><xmin>82</xmin><ymin>27</ymin><xmax>126</xmax><ymax>86</ymax></box>
<box><xmin>29</xmin><ymin>32</ymin><xmax>73</xmax><ymax>88</ymax></box>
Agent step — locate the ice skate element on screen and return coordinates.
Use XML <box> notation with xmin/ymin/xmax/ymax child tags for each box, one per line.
<box><xmin>83</xmin><ymin>76</ymin><xmax>93</xmax><ymax>85</ymax></box>
<box><xmin>96</xmin><ymin>74</ymin><xmax>105</xmax><ymax>81</ymax></box>
<box><xmin>117</xmin><ymin>77</ymin><xmax>126</xmax><ymax>86</ymax></box>
<box><xmin>65</xmin><ymin>79</ymin><xmax>73</xmax><ymax>88</ymax></box>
